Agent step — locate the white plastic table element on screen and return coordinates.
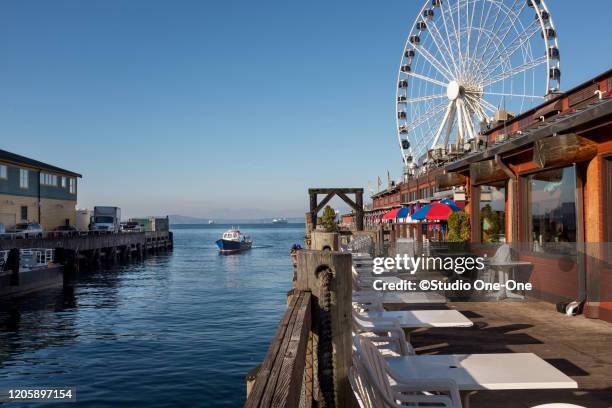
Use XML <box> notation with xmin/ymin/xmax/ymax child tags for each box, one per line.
<box><xmin>362</xmin><ymin>310</ymin><xmax>473</xmax><ymax>328</ymax></box>
<box><xmin>386</xmin><ymin>353</ymin><xmax>577</xmax><ymax>407</ymax></box>
<box><xmin>353</xmin><ymin>290</ymin><xmax>447</xmax><ymax>304</ymax></box>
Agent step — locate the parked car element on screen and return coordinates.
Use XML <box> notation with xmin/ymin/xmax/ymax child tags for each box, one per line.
<box><xmin>120</xmin><ymin>222</ymin><xmax>143</xmax><ymax>233</ymax></box>
<box><xmin>7</xmin><ymin>223</ymin><xmax>44</xmax><ymax>239</ymax></box>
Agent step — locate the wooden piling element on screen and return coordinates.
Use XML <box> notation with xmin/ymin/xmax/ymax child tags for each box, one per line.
<box><xmin>295</xmin><ymin>250</ymin><xmax>354</xmax><ymax>408</ymax></box>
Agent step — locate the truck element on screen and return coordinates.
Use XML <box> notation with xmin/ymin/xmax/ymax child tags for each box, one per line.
<box><xmin>92</xmin><ymin>206</ymin><xmax>121</xmax><ymax>233</ymax></box>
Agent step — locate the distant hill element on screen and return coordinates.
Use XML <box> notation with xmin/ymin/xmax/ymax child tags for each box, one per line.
<box><xmin>168</xmin><ymin>214</ymin><xmax>305</xmax><ymax>225</ymax></box>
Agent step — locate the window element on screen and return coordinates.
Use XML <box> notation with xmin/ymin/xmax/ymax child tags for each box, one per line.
<box><xmin>69</xmin><ymin>178</ymin><xmax>76</xmax><ymax>194</ymax></box>
<box><xmin>19</xmin><ymin>169</ymin><xmax>28</xmax><ymax>189</ymax></box>
<box><xmin>480</xmin><ymin>185</ymin><xmax>506</xmax><ymax>243</ymax></box>
<box><xmin>0</xmin><ymin>164</ymin><xmax>6</xmax><ymax>179</ymax></box>
<box><xmin>20</xmin><ymin>206</ymin><xmax>27</xmax><ymax>221</ymax></box>
<box><xmin>40</xmin><ymin>172</ymin><xmax>58</xmax><ymax>186</ymax></box>
<box><xmin>61</xmin><ymin>176</ymin><xmax>67</xmax><ymax>188</ymax></box>
<box><xmin>526</xmin><ymin>166</ymin><xmax>577</xmax><ymax>252</ymax></box>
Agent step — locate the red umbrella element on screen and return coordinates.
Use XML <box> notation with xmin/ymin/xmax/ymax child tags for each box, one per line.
<box><xmin>382</xmin><ymin>207</ymin><xmax>401</xmax><ymax>220</ymax></box>
<box><xmin>424</xmin><ymin>203</ymin><xmax>457</xmax><ymax>220</ymax></box>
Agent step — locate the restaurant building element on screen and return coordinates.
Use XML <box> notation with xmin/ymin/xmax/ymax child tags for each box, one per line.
<box><xmin>367</xmin><ymin>69</ymin><xmax>612</xmax><ymax>323</ymax></box>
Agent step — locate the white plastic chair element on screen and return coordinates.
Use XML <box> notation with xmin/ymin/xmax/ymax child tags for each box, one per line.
<box><xmin>352</xmin><ymin>310</ymin><xmax>414</xmax><ymax>356</ymax></box>
<box><xmin>352</xmin><ymin>335</ymin><xmax>462</xmax><ymax>408</ymax></box>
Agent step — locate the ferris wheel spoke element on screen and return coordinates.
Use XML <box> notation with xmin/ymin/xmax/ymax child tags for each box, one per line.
<box><xmin>403</xmin><ymin>102</ymin><xmax>448</xmax><ymax>133</ymax></box>
<box><xmin>441</xmin><ymin>0</ymin><xmax>463</xmax><ymax>71</ymax></box>
<box><xmin>465</xmin><ymin>93</ymin><xmax>497</xmax><ymax>115</ymax></box>
<box><xmin>464</xmin><ymin>96</ymin><xmax>487</xmax><ymax>123</ymax></box>
<box><xmin>437</xmin><ymin>0</ymin><xmax>460</xmax><ymax>76</ymax></box>
<box><xmin>426</xmin><ymin>19</ymin><xmax>459</xmax><ymax>77</ymax></box>
<box><xmin>481</xmin><ymin>0</ymin><xmax>528</xmax><ymax>66</ymax></box>
<box><xmin>413</xmin><ymin>43</ymin><xmax>454</xmax><ymax>81</ymax></box>
<box><xmin>405</xmin><ymin>93</ymin><xmax>447</xmax><ymax>104</ymax></box>
<box><xmin>481</xmin><ymin>19</ymin><xmax>542</xmax><ymax>78</ymax></box>
<box><xmin>403</xmin><ymin>71</ymin><xmax>447</xmax><ymax>87</ymax></box>
<box><xmin>475</xmin><ymin>0</ymin><xmax>508</xmax><ymax>68</ymax></box>
<box><xmin>473</xmin><ymin>0</ymin><xmax>494</xmax><ymax>65</ymax></box>
<box><xmin>481</xmin><ymin>55</ymin><xmax>547</xmax><ymax>87</ymax></box>
<box><xmin>465</xmin><ymin>0</ymin><xmax>478</xmax><ymax>60</ymax></box>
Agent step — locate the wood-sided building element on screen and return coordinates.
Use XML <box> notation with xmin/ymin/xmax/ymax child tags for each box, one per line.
<box><xmin>368</xmin><ymin>69</ymin><xmax>612</xmax><ymax>323</ymax></box>
<box><xmin>0</xmin><ymin>149</ymin><xmax>81</xmax><ymax>231</ymax></box>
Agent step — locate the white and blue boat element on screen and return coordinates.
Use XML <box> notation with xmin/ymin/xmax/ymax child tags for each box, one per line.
<box><xmin>215</xmin><ymin>229</ymin><xmax>252</xmax><ymax>253</ymax></box>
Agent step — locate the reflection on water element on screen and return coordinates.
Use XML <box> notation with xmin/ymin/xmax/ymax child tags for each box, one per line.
<box><xmin>0</xmin><ymin>224</ymin><xmax>303</xmax><ymax>407</ymax></box>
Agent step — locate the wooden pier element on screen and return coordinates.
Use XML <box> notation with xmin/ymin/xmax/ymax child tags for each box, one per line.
<box><xmin>0</xmin><ymin>231</ymin><xmax>173</xmax><ymax>281</ymax></box>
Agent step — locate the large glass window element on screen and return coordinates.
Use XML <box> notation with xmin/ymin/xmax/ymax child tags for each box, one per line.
<box><xmin>480</xmin><ymin>184</ymin><xmax>506</xmax><ymax>243</ymax></box>
<box><xmin>527</xmin><ymin>166</ymin><xmax>577</xmax><ymax>252</ymax></box>
<box><xmin>0</xmin><ymin>165</ymin><xmax>6</xmax><ymax>179</ymax></box>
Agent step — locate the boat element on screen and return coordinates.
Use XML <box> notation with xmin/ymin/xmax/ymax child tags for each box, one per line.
<box><xmin>208</xmin><ymin>220</ymin><xmax>215</xmax><ymax>224</ymax></box>
<box><xmin>215</xmin><ymin>229</ymin><xmax>252</xmax><ymax>253</ymax></box>
<box><xmin>272</xmin><ymin>217</ymin><xmax>288</xmax><ymax>224</ymax></box>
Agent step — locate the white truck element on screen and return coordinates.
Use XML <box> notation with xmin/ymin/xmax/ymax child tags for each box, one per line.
<box><xmin>92</xmin><ymin>206</ymin><xmax>121</xmax><ymax>233</ymax></box>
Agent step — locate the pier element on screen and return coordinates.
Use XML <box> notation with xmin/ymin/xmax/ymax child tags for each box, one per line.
<box><xmin>0</xmin><ymin>231</ymin><xmax>173</xmax><ymax>296</ymax></box>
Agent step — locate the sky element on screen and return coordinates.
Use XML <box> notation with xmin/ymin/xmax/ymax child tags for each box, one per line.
<box><xmin>0</xmin><ymin>0</ymin><xmax>611</xmax><ymax>219</ymax></box>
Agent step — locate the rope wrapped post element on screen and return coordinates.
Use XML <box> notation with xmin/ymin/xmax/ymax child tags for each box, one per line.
<box><xmin>295</xmin><ymin>250</ymin><xmax>354</xmax><ymax>408</ymax></box>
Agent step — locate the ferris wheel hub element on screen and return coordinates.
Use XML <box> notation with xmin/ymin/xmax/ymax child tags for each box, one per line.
<box><xmin>446</xmin><ymin>80</ymin><xmax>462</xmax><ymax>101</ymax></box>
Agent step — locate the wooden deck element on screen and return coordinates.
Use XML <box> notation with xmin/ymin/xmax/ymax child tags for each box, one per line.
<box><xmin>403</xmin><ymin>300</ymin><xmax>612</xmax><ymax>408</ymax></box>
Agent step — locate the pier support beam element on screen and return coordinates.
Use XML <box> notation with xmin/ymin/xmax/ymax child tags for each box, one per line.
<box><xmin>308</xmin><ymin>188</ymin><xmax>365</xmax><ymax>235</ymax></box>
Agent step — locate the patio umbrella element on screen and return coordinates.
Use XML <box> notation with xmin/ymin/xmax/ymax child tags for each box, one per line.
<box><xmin>396</xmin><ymin>207</ymin><xmax>410</xmax><ymax>218</ymax></box>
<box><xmin>382</xmin><ymin>207</ymin><xmax>401</xmax><ymax>220</ymax></box>
<box><xmin>411</xmin><ymin>202</ymin><xmax>459</xmax><ymax>221</ymax></box>
<box><xmin>440</xmin><ymin>199</ymin><xmax>460</xmax><ymax>212</ymax></box>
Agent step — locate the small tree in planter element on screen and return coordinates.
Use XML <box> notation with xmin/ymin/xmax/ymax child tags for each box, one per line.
<box><xmin>321</xmin><ymin>205</ymin><xmax>338</xmax><ymax>232</ymax></box>
<box><xmin>447</xmin><ymin>211</ymin><xmax>470</xmax><ymax>242</ymax></box>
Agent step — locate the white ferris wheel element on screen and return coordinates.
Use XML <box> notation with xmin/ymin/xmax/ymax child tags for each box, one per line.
<box><xmin>396</xmin><ymin>0</ymin><xmax>560</xmax><ymax>167</ymax></box>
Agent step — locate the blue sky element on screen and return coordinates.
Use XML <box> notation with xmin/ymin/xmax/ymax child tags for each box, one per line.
<box><xmin>1</xmin><ymin>1</ymin><xmax>610</xmax><ymax>219</ymax></box>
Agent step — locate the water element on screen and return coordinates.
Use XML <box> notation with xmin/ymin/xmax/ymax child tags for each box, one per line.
<box><xmin>0</xmin><ymin>224</ymin><xmax>304</xmax><ymax>407</ymax></box>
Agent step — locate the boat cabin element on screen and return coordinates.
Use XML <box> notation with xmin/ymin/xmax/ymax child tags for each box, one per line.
<box><xmin>222</xmin><ymin>230</ymin><xmax>241</xmax><ymax>241</ymax></box>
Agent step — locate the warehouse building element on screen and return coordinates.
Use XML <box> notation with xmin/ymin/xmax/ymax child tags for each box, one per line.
<box><xmin>0</xmin><ymin>149</ymin><xmax>81</xmax><ymax>231</ymax></box>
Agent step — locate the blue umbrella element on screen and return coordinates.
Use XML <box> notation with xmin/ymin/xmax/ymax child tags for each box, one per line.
<box><xmin>411</xmin><ymin>204</ymin><xmax>433</xmax><ymax>221</ymax></box>
<box><xmin>440</xmin><ymin>199</ymin><xmax>460</xmax><ymax>212</ymax></box>
<box><xmin>396</xmin><ymin>207</ymin><xmax>410</xmax><ymax>218</ymax></box>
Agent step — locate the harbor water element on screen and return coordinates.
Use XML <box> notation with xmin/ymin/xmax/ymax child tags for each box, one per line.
<box><xmin>0</xmin><ymin>224</ymin><xmax>303</xmax><ymax>407</ymax></box>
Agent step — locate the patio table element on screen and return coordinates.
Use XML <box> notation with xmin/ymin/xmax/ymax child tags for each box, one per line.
<box><xmin>386</xmin><ymin>353</ymin><xmax>577</xmax><ymax>408</ymax></box>
<box><xmin>353</xmin><ymin>290</ymin><xmax>447</xmax><ymax>304</ymax></box>
<box><xmin>362</xmin><ymin>309</ymin><xmax>473</xmax><ymax>328</ymax></box>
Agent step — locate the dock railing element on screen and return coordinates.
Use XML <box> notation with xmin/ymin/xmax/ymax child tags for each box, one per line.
<box><xmin>245</xmin><ymin>250</ymin><xmax>354</xmax><ymax>408</ymax></box>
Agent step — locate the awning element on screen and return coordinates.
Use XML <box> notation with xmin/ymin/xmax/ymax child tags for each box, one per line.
<box><xmin>382</xmin><ymin>207</ymin><xmax>401</xmax><ymax>220</ymax></box>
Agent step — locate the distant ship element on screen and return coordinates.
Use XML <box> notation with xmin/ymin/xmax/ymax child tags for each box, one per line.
<box><xmin>208</xmin><ymin>220</ymin><xmax>215</xmax><ymax>224</ymax></box>
<box><xmin>215</xmin><ymin>229</ymin><xmax>252</xmax><ymax>253</ymax></box>
<box><xmin>272</xmin><ymin>217</ymin><xmax>288</xmax><ymax>224</ymax></box>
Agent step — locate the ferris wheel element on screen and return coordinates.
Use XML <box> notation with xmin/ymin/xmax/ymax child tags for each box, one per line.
<box><xmin>396</xmin><ymin>0</ymin><xmax>560</xmax><ymax>166</ymax></box>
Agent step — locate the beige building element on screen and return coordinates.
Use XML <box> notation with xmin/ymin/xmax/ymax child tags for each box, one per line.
<box><xmin>0</xmin><ymin>149</ymin><xmax>81</xmax><ymax>231</ymax></box>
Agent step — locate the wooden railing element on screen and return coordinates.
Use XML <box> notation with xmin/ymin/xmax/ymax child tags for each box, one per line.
<box><xmin>245</xmin><ymin>290</ymin><xmax>312</xmax><ymax>408</ymax></box>
<box><xmin>245</xmin><ymin>251</ymin><xmax>354</xmax><ymax>408</ymax></box>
